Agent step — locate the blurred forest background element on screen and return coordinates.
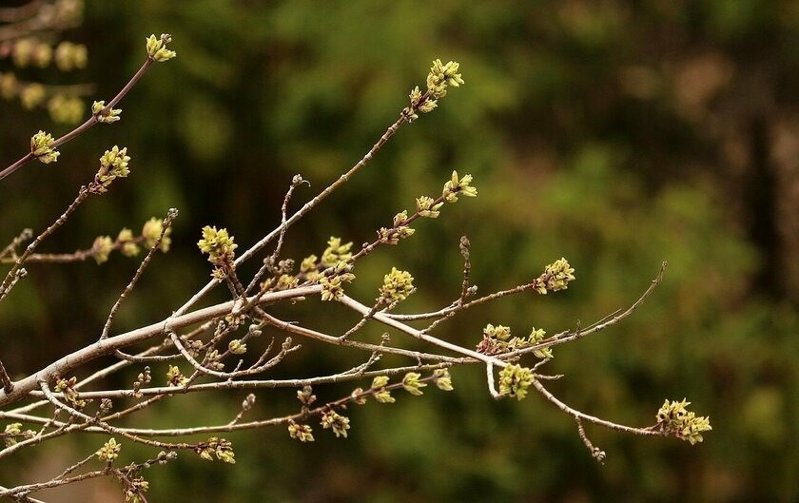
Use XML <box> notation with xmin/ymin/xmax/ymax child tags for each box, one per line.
<box><xmin>1</xmin><ymin>1</ymin><xmax>798</xmax><ymax>501</ymax></box>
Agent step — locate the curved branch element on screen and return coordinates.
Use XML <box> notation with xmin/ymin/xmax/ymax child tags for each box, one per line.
<box><xmin>0</xmin><ymin>285</ymin><xmax>321</xmax><ymax>406</ymax></box>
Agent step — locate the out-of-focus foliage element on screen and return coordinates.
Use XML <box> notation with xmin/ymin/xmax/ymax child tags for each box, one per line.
<box><xmin>1</xmin><ymin>0</ymin><xmax>798</xmax><ymax>501</ymax></box>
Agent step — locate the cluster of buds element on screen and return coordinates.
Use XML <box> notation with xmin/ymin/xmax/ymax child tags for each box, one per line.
<box><xmin>196</xmin><ymin>437</ymin><xmax>236</xmax><ymax>464</ymax></box>
<box><xmin>371</xmin><ymin>375</ymin><xmax>395</xmax><ymax>404</ymax></box>
<box><xmin>321</xmin><ymin>410</ymin><xmax>351</xmax><ymax>438</ymax></box>
<box><xmin>442</xmin><ymin>170</ymin><xmax>478</xmax><ymax>202</ymax></box>
<box><xmin>141</xmin><ymin>217</ymin><xmax>172</xmax><ymax>252</ymax></box>
<box><xmin>320</xmin><ymin>236</ymin><xmax>353</xmax><ymax>268</ymax></box>
<box><xmin>54</xmin><ymin>41</ymin><xmax>88</xmax><ymax>71</ymax></box>
<box><xmin>4</xmin><ymin>37</ymin><xmax>89</xmax><ymax>123</ymax></box>
<box><xmin>656</xmin><ymin>399</ymin><xmax>712</xmax><ymax>445</ymax></box>
<box><xmin>145</xmin><ymin>34</ymin><xmax>177</xmax><ymax>62</ymax></box>
<box><xmin>197</xmin><ymin>226</ymin><xmax>238</xmax><ymax>267</ymax></box>
<box><xmin>47</xmin><ymin>94</ymin><xmax>83</xmax><ymax>123</ymax></box>
<box><xmin>299</xmin><ymin>254</ymin><xmax>322</xmax><ymax>282</ymax></box>
<box><xmin>376</xmin><ymin>211</ymin><xmax>415</xmax><ymax>245</ymax></box>
<box><xmin>91</xmin><ymin>217</ymin><xmax>171</xmax><ymax>264</ymax></box>
<box><xmin>415</xmin><ymin>196</ymin><xmax>444</xmax><ymax>218</ymax></box>
<box><xmin>287</xmin><ymin>420</ymin><xmax>314</xmax><ymax>442</ymax></box>
<box><xmin>476</xmin><ymin>324</ymin><xmax>552</xmax><ymax>358</ymax></box>
<box><xmin>319</xmin><ymin>268</ymin><xmax>355</xmax><ymax>302</ymax></box>
<box><xmin>532</xmin><ymin>258</ymin><xmax>575</xmax><ymax>294</ymax></box>
<box><xmin>498</xmin><ymin>364</ymin><xmax>534</xmax><ymax>400</ymax></box>
<box><xmin>90</xmin><ymin>145</ymin><xmax>130</xmax><ymax>193</ymax></box>
<box><xmin>30</xmin><ymin>130</ymin><xmax>59</xmax><ymax>164</ymax></box>
<box><xmin>7</xmin><ymin>38</ymin><xmax>87</xmax><ymax>70</ymax></box>
<box><xmin>404</xmin><ymin>59</ymin><xmax>464</xmax><ymax>121</ymax></box>
<box><xmin>92</xmin><ymin>100</ymin><xmax>122</xmax><ymax>123</ymax></box>
<box><xmin>378</xmin><ymin>267</ymin><xmax>415</xmax><ymax>305</ymax></box>
<box><xmin>54</xmin><ymin>376</ymin><xmax>86</xmax><ymax>408</ymax></box>
<box><xmin>96</xmin><ymin>438</ymin><xmax>121</xmax><ymax>463</ymax></box>
<box><xmin>165</xmin><ymin>365</ymin><xmax>189</xmax><ymax>387</ymax></box>
<box><xmin>2</xmin><ymin>423</ymin><xmax>35</xmax><ymax>447</ymax></box>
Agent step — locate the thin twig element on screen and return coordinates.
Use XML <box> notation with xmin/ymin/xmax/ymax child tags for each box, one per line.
<box><xmin>0</xmin><ymin>186</ymin><xmax>91</xmax><ymax>298</ymax></box>
<box><xmin>101</xmin><ymin>209</ymin><xmax>178</xmax><ymax>341</ymax></box>
<box><xmin>0</xmin><ymin>228</ymin><xmax>32</xmax><ymax>261</ymax></box>
<box><xmin>0</xmin><ymin>46</ymin><xmax>158</xmax><ymax>181</ymax></box>
<box><xmin>18</xmin><ymin>363</ymin><xmax>451</xmax><ymax>402</ymax></box>
<box><xmin>0</xmin><ymin>358</ymin><xmax>13</xmax><ymax>393</ymax></box>
<box><xmin>531</xmin><ymin>378</ymin><xmax>659</xmax><ymax>437</ymax></box>
<box><xmin>338</xmin><ymin>294</ymin><xmax>509</xmax><ymax>368</ymax></box>
<box><xmin>458</xmin><ymin>235</ymin><xmax>472</xmax><ymax>302</ymax></box>
<box><xmin>506</xmin><ymin>262</ymin><xmax>668</xmax><ymax>359</ymax></box>
<box><xmin>0</xmin><ymin>286</ymin><xmax>321</xmax><ymax>407</ymax></box>
<box><xmin>171</xmin><ymin>115</ymin><xmax>409</xmax><ymax>319</ymax></box>
<box><xmin>245</xmin><ymin>175</ymin><xmax>306</xmax><ymax>296</ymax></box>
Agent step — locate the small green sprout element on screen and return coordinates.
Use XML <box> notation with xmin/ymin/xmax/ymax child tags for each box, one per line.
<box><xmin>433</xmin><ymin>369</ymin><xmax>454</xmax><ymax>391</ymax></box>
<box><xmin>371</xmin><ymin>375</ymin><xmax>396</xmax><ymax>403</ymax></box>
<box><xmin>300</xmin><ymin>255</ymin><xmax>318</xmax><ymax>272</ymax></box>
<box><xmin>320</xmin><ymin>273</ymin><xmax>355</xmax><ymax>301</ymax></box>
<box><xmin>165</xmin><ymin>365</ymin><xmax>188</xmax><ymax>387</ymax></box>
<box><xmin>275</xmin><ymin>274</ymin><xmax>299</xmax><ymax>290</ymax></box>
<box><xmin>92</xmin><ymin>100</ymin><xmax>122</xmax><ymax>123</ymax></box>
<box><xmin>54</xmin><ymin>376</ymin><xmax>86</xmax><ymax>408</ymax></box>
<box><xmin>378</xmin><ymin>267</ymin><xmax>415</xmax><ymax>304</ymax></box>
<box><xmin>533</xmin><ymin>258</ymin><xmax>576</xmax><ymax>294</ymax></box>
<box><xmin>197</xmin><ymin>437</ymin><xmax>236</xmax><ymax>463</ymax></box>
<box><xmin>145</xmin><ymin>34</ymin><xmax>176</xmax><ymax>62</ymax></box>
<box><xmin>96</xmin><ymin>438</ymin><xmax>121</xmax><ymax>463</ymax></box>
<box><xmin>3</xmin><ymin>423</ymin><xmax>21</xmax><ymax>437</ymax></box>
<box><xmin>197</xmin><ymin>226</ymin><xmax>238</xmax><ymax>266</ymax></box>
<box><xmin>124</xmin><ymin>477</ymin><xmax>150</xmax><ymax>502</ymax></box>
<box><xmin>416</xmin><ymin>196</ymin><xmax>443</xmax><ymax>218</ymax></box>
<box><xmin>299</xmin><ymin>254</ymin><xmax>322</xmax><ymax>282</ymax></box>
<box><xmin>402</xmin><ymin>372</ymin><xmax>427</xmax><ymax>396</ymax></box>
<box><xmin>287</xmin><ymin>421</ymin><xmax>315</xmax><ymax>442</ymax></box>
<box><xmin>529</xmin><ymin>327</ymin><xmax>553</xmax><ymax>359</ymax></box>
<box><xmin>2</xmin><ymin>423</ymin><xmax>30</xmax><ymax>447</ymax></box>
<box><xmin>321</xmin><ymin>410</ymin><xmax>351</xmax><ymax>438</ymax></box>
<box><xmin>427</xmin><ymin>59</ymin><xmax>464</xmax><ymax>99</ymax></box>
<box><xmin>442</xmin><ymin>170</ymin><xmax>478</xmax><ymax>202</ymax></box>
<box><xmin>498</xmin><ymin>364</ymin><xmax>534</xmax><ymax>400</ymax></box>
<box><xmin>404</xmin><ymin>59</ymin><xmax>463</xmax><ymax>121</ymax></box>
<box><xmin>54</xmin><ymin>41</ymin><xmax>88</xmax><ymax>71</ymax></box>
<box><xmin>476</xmin><ymin>324</ymin><xmax>552</xmax><ymax>357</ymax></box>
<box><xmin>377</xmin><ymin>225</ymin><xmax>415</xmax><ymax>245</ymax></box>
<box><xmin>484</xmin><ymin>323</ymin><xmax>511</xmax><ymax>341</ymax></box>
<box><xmin>48</xmin><ymin>95</ymin><xmax>83</xmax><ymax>124</ymax></box>
<box><xmin>117</xmin><ymin>228</ymin><xmax>140</xmax><ymax>257</ymax></box>
<box><xmin>656</xmin><ymin>399</ymin><xmax>712</xmax><ymax>445</ymax></box>
<box><xmin>228</xmin><ymin>339</ymin><xmax>247</xmax><ymax>355</ymax></box>
<box><xmin>142</xmin><ymin>217</ymin><xmax>172</xmax><ymax>252</ymax></box>
<box><xmin>92</xmin><ymin>145</ymin><xmax>131</xmax><ymax>193</ymax></box>
<box><xmin>92</xmin><ymin>236</ymin><xmax>114</xmax><ymax>264</ymax></box>
<box><xmin>320</xmin><ymin>236</ymin><xmax>353</xmax><ymax>268</ymax></box>
<box><xmin>30</xmin><ymin>130</ymin><xmax>59</xmax><ymax>164</ymax></box>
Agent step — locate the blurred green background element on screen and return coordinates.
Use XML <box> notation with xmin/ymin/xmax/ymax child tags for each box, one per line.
<box><xmin>1</xmin><ymin>1</ymin><xmax>798</xmax><ymax>501</ymax></box>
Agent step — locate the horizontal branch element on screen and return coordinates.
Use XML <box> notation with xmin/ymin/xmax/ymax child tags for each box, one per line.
<box><xmin>170</xmin><ymin>115</ymin><xmax>408</xmax><ymax>319</ymax></box>
<box><xmin>17</xmin><ymin>363</ymin><xmax>453</xmax><ymax>402</ymax></box>
<box><xmin>338</xmin><ymin>294</ymin><xmax>510</xmax><ymax>368</ymax></box>
<box><xmin>531</xmin><ymin>378</ymin><xmax>661</xmax><ymax>437</ymax></box>
<box><xmin>0</xmin><ymin>285</ymin><xmax>321</xmax><ymax>407</ymax></box>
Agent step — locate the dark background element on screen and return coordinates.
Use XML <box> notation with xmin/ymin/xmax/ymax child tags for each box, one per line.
<box><xmin>1</xmin><ymin>1</ymin><xmax>798</xmax><ymax>501</ymax></box>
